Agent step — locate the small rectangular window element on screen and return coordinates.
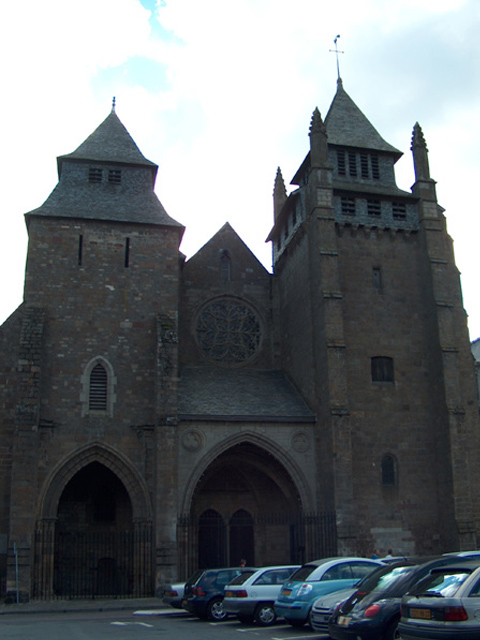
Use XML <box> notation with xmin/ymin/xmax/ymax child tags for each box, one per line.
<box><xmin>371</xmin><ymin>356</ymin><xmax>394</xmax><ymax>383</ymax></box>
<box><xmin>348</xmin><ymin>153</ymin><xmax>357</xmax><ymax>177</ymax></box>
<box><xmin>392</xmin><ymin>202</ymin><xmax>406</xmax><ymax>219</ymax></box>
<box><xmin>371</xmin><ymin>155</ymin><xmax>380</xmax><ymax>179</ymax></box>
<box><xmin>108</xmin><ymin>169</ymin><xmax>122</xmax><ymax>184</ymax></box>
<box><xmin>372</xmin><ymin>267</ymin><xmax>382</xmax><ymax>290</ymax></box>
<box><xmin>360</xmin><ymin>154</ymin><xmax>369</xmax><ymax>178</ymax></box>
<box><xmin>337</xmin><ymin>150</ymin><xmax>346</xmax><ymax>176</ymax></box>
<box><xmin>341</xmin><ymin>197</ymin><xmax>356</xmax><ymax>216</ymax></box>
<box><xmin>367</xmin><ymin>199</ymin><xmax>381</xmax><ymax>217</ymax></box>
<box><xmin>88</xmin><ymin>167</ymin><xmax>102</xmax><ymax>183</ymax></box>
<box><xmin>124</xmin><ymin>237</ymin><xmax>130</xmax><ymax>268</ymax></box>
<box><xmin>78</xmin><ymin>235</ymin><xmax>83</xmax><ymax>266</ymax></box>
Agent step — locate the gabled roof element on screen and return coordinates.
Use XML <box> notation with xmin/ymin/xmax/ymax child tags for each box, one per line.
<box><xmin>57</xmin><ymin>109</ymin><xmax>157</xmax><ymax>177</ymax></box>
<box><xmin>325</xmin><ymin>78</ymin><xmax>402</xmax><ymax>158</ymax></box>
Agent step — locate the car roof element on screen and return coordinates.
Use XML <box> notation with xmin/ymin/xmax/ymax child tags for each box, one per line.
<box><xmin>303</xmin><ymin>556</ymin><xmax>382</xmax><ymax>568</ymax></box>
<box><xmin>251</xmin><ymin>564</ymin><xmax>300</xmax><ymax>573</ymax></box>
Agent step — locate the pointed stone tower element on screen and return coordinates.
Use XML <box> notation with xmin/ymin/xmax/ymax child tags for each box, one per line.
<box><xmin>6</xmin><ymin>107</ymin><xmax>185</xmax><ymax>599</ymax></box>
<box><xmin>268</xmin><ymin>79</ymin><xmax>480</xmax><ymax>554</ymax></box>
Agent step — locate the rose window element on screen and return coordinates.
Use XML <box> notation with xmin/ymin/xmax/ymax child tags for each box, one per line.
<box><xmin>196</xmin><ymin>300</ymin><xmax>261</xmax><ymax>365</ymax></box>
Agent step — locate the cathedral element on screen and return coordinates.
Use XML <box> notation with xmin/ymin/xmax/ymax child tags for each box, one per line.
<box><xmin>1</xmin><ymin>78</ymin><xmax>479</xmax><ymax>601</ymax></box>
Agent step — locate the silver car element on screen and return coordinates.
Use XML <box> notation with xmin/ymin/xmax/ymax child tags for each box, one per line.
<box><xmin>310</xmin><ymin>588</ymin><xmax>357</xmax><ymax>633</ymax></box>
<box><xmin>224</xmin><ymin>565</ymin><xmax>299</xmax><ymax>625</ymax></box>
<box><xmin>398</xmin><ymin>559</ymin><xmax>480</xmax><ymax>640</ymax></box>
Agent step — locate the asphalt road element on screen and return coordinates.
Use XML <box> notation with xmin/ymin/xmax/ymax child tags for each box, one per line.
<box><xmin>0</xmin><ymin>608</ymin><xmax>328</xmax><ymax>640</ymax></box>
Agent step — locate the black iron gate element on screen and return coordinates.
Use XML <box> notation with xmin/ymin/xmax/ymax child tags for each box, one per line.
<box><xmin>177</xmin><ymin>511</ymin><xmax>337</xmax><ymax>580</ymax></box>
<box><xmin>33</xmin><ymin>525</ymin><xmax>154</xmax><ymax>600</ymax></box>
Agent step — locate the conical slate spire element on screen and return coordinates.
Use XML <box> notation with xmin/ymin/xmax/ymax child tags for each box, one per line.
<box><xmin>411</xmin><ymin>122</ymin><xmax>430</xmax><ymax>181</ymax></box>
<box><xmin>325</xmin><ymin>79</ymin><xmax>402</xmax><ymax>158</ymax></box>
<box><xmin>58</xmin><ymin>110</ymin><xmax>157</xmax><ymax>174</ymax></box>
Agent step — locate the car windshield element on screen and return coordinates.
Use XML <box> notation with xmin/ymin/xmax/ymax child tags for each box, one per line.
<box><xmin>411</xmin><ymin>569</ymin><xmax>472</xmax><ymax>597</ymax></box>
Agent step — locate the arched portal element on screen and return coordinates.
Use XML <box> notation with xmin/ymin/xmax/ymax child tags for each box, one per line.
<box><xmin>178</xmin><ymin>441</ymin><xmax>335</xmax><ymax>577</ymax></box>
<box><xmin>34</xmin><ymin>447</ymin><xmax>153</xmax><ymax>599</ymax></box>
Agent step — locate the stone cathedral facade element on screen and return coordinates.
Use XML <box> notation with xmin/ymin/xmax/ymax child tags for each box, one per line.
<box><xmin>1</xmin><ymin>79</ymin><xmax>479</xmax><ymax>600</ymax></box>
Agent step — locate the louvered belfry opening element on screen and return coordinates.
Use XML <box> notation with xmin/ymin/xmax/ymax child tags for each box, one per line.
<box><xmin>89</xmin><ymin>363</ymin><xmax>107</xmax><ymax>411</ymax></box>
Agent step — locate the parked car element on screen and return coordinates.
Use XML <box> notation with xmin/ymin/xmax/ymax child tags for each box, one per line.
<box><xmin>223</xmin><ymin>564</ymin><xmax>300</xmax><ymax>625</ymax></box>
<box><xmin>310</xmin><ymin>587</ymin><xmax>357</xmax><ymax>634</ymax></box>
<box><xmin>182</xmin><ymin>566</ymin><xmax>256</xmax><ymax>621</ymax></box>
<box><xmin>328</xmin><ymin>553</ymin><xmax>480</xmax><ymax>640</ymax></box>
<box><xmin>274</xmin><ymin>556</ymin><xmax>383</xmax><ymax>628</ymax></box>
<box><xmin>398</xmin><ymin>559</ymin><xmax>480</xmax><ymax>640</ymax></box>
<box><xmin>162</xmin><ymin>582</ymin><xmax>185</xmax><ymax>609</ymax></box>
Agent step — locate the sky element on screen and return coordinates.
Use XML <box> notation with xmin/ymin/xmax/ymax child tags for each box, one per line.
<box><xmin>1</xmin><ymin>0</ymin><xmax>480</xmax><ymax>338</ymax></box>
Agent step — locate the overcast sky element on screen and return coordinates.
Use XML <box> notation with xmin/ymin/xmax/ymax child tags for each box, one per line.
<box><xmin>1</xmin><ymin>0</ymin><xmax>480</xmax><ymax>340</ymax></box>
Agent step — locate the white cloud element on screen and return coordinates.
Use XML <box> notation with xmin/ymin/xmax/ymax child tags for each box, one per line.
<box><xmin>1</xmin><ymin>0</ymin><xmax>480</xmax><ymax>340</ymax></box>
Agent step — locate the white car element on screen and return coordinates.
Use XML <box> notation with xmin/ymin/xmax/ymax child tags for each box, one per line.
<box><xmin>310</xmin><ymin>587</ymin><xmax>357</xmax><ymax>633</ymax></box>
<box><xmin>224</xmin><ymin>565</ymin><xmax>300</xmax><ymax>625</ymax></box>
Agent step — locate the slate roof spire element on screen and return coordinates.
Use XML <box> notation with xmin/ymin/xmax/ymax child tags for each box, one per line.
<box><xmin>324</xmin><ymin>78</ymin><xmax>402</xmax><ymax>159</ymax></box>
<box><xmin>57</xmin><ymin>109</ymin><xmax>158</xmax><ymax>179</ymax></box>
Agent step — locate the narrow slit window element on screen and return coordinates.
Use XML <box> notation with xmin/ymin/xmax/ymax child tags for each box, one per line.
<box><xmin>337</xmin><ymin>150</ymin><xmax>346</xmax><ymax>176</ymax></box>
<box><xmin>382</xmin><ymin>454</ymin><xmax>396</xmax><ymax>486</ymax></box>
<box><xmin>220</xmin><ymin>250</ymin><xmax>231</xmax><ymax>281</ymax></box>
<box><xmin>371</xmin><ymin>155</ymin><xmax>380</xmax><ymax>179</ymax></box>
<box><xmin>360</xmin><ymin>154</ymin><xmax>369</xmax><ymax>178</ymax></box>
<box><xmin>124</xmin><ymin>237</ymin><xmax>130</xmax><ymax>268</ymax></box>
<box><xmin>89</xmin><ymin>363</ymin><xmax>108</xmax><ymax>411</ymax></box>
<box><xmin>372</xmin><ymin>267</ymin><xmax>382</xmax><ymax>290</ymax></box>
<box><xmin>348</xmin><ymin>153</ymin><xmax>357</xmax><ymax>177</ymax></box>
<box><xmin>78</xmin><ymin>235</ymin><xmax>83</xmax><ymax>266</ymax></box>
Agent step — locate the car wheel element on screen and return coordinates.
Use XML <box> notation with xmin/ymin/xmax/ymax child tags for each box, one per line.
<box><xmin>385</xmin><ymin>619</ymin><xmax>400</xmax><ymax>640</ymax></box>
<box><xmin>207</xmin><ymin>597</ymin><xmax>227</xmax><ymax>622</ymax></box>
<box><xmin>255</xmin><ymin>603</ymin><xmax>277</xmax><ymax>626</ymax></box>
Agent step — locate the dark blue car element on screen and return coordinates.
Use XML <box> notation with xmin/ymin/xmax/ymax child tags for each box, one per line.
<box><xmin>329</xmin><ymin>554</ymin><xmax>480</xmax><ymax>640</ymax></box>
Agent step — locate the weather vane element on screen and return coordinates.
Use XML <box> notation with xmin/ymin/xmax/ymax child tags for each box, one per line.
<box><xmin>329</xmin><ymin>35</ymin><xmax>344</xmax><ymax>80</ymax></box>
<box><xmin>112</xmin><ymin>96</ymin><xmax>116</xmax><ymax>112</ymax></box>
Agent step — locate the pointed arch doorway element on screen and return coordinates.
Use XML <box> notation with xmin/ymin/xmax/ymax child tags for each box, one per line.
<box><xmin>34</xmin><ymin>451</ymin><xmax>153</xmax><ymax>599</ymax></box>
<box><xmin>178</xmin><ymin>441</ymin><xmax>336</xmax><ymax>577</ymax></box>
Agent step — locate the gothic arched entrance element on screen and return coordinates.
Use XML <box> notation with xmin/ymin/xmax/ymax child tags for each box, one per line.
<box><xmin>178</xmin><ymin>441</ymin><xmax>335</xmax><ymax>577</ymax></box>
<box><xmin>33</xmin><ymin>447</ymin><xmax>153</xmax><ymax>599</ymax></box>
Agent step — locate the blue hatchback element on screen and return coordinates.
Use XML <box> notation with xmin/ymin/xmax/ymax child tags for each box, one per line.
<box><xmin>274</xmin><ymin>557</ymin><xmax>383</xmax><ymax>628</ymax></box>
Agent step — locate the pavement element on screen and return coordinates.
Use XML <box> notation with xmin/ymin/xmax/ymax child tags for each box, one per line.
<box><xmin>0</xmin><ymin>597</ymin><xmax>170</xmax><ymax>616</ymax></box>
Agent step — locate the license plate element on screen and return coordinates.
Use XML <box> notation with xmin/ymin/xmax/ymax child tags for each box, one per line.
<box><xmin>411</xmin><ymin>608</ymin><xmax>431</xmax><ymax>619</ymax></box>
<box><xmin>338</xmin><ymin>616</ymin><xmax>352</xmax><ymax>626</ymax></box>
<box><xmin>282</xmin><ymin>589</ymin><xmax>292</xmax><ymax>596</ymax></box>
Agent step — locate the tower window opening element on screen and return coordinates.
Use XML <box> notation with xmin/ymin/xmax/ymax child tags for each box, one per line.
<box><xmin>89</xmin><ymin>363</ymin><xmax>108</xmax><ymax>411</ymax></box>
<box><xmin>392</xmin><ymin>202</ymin><xmax>406</xmax><ymax>219</ymax></box>
<box><xmin>78</xmin><ymin>235</ymin><xmax>83</xmax><ymax>266</ymax></box>
<box><xmin>360</xmin><ymin>153</ymin><xmax>369</xmax><ymax>178</ymax></box>
<box><xmin>124</xmin><ymin>237</ymin><xmax>130</xmax><ymax>268</ymax></box>
<box><xmin>367</xmin><ymin>199</ymin><xmax>381</xmax><ymax>217</ymax></box>
<box><xmin>371</xmin><ymin>155</ymin><xmax>380</xmax><ymax>179</ymax></box>
<box><xmin>337</xmin><ymin>150</ymin><xmax>346</xmax><ymax>176</ymax></box>
<box><xmin>341</xmin><ymin>197</ymin><xmax>356</xmax><ymax>216</ymax></box>
<box><xmin>348</xmin><ymin>153</ymin><xmax>357</xmax><ymax>177</ymax></box>
<box><xmin>108</xmin><ymin>169</ymin><xmax>122</xmax><ymax>184</ymax></box>
<box><xmin>372</xmin><ymin>267</ymin><xmax>382</xmax><ymax>290</ymax></box>
<box><xmin>371</xmin><ymin>356</ymin><xmax>394</xmax><ymax>384</ymax></box>
<box><xmin>89</xmin><ymin>167</ymin><xmax>102</xmax><ymax>183</ymax></box>
<box><xmin>382</xmin><ymin>454</ymin><xmax>397</xmax><ymax>486</ymax></box>
<box><xmin>220</xmin><ymin>250</ymin><xmax>231</xmax><ymax>281</ymax></box>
